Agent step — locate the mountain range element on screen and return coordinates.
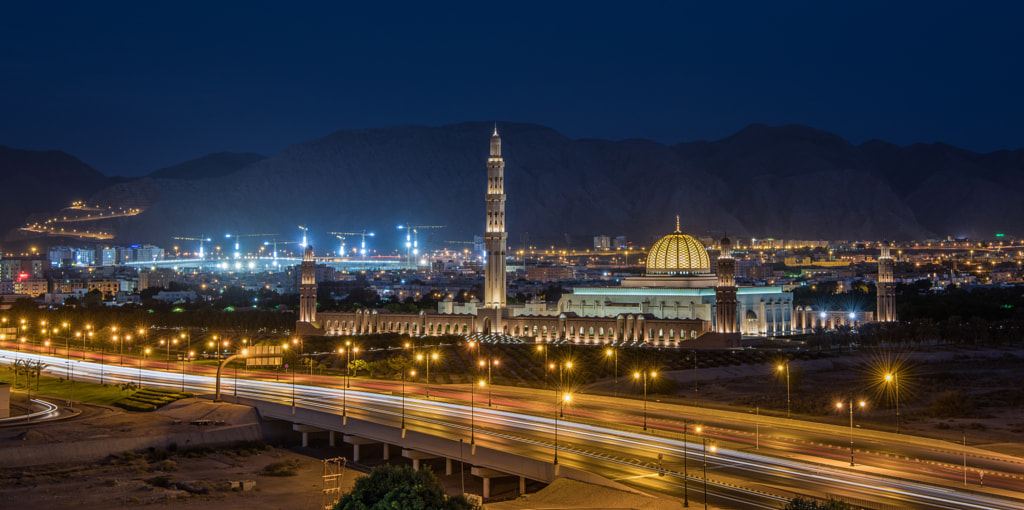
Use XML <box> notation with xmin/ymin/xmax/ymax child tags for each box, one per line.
<box><xmin>2</xmin><ymin>122</ymin><xmax>1022</xmax><ymax>252</ymax></box>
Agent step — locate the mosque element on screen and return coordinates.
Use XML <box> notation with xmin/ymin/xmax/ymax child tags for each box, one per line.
<box><xmin>295</xmin><ymin>127</ymin><xmax>896</xmax><ymax>347</ymax></box>
<box><xmin>556</xmin><ymin>218</ymin><xmax>795</xmax><ymax>337</ymax></box>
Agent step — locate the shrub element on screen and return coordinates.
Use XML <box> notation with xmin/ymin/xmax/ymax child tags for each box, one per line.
<box><xmin>260</xmin><ymin>460</ymin><xmax>300</xmax><ymax>477</ymax></box>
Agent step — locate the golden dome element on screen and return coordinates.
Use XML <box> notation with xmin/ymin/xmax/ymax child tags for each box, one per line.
<box><xmin>645</xmin><ymin>221</ymin><xmax>710</xmax><ymax>276</ymax></box>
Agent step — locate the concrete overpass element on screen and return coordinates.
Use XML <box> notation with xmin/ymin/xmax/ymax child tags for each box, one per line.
<box><xmin>227</xmin><ymin>394</ymin><xmax>644</xmax><ymax>499</ymax></box>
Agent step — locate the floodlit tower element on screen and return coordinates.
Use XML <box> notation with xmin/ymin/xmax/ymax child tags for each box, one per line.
<box><xmin>877</xmin><ymin>241</ymin><xmax>897</xmax><ymax>322</ymax></box>
<box><xmin>715</xmin><ymin>235</ymin><xmax>738</xmax><ymax>334</ymax></box>
<box><xmin>484</xmin><ymin>125</ymin><xmax>507</xmax><ymax>309</ymax></box>
<box><xmin>300</xmin><ymin>245</ymin><xmax>317</xmax><ymax>324</ymax></box>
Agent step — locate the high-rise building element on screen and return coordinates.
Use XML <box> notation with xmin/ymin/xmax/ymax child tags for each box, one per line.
<box><xmin>299</xmin><ymin>245</ymin><xmax>317</xmax><ymax>324</ymax></box>
<box><xmin>715</xmin><ymin>236</ymin><xmax>737</xmax><ymax>334</ymax></box>
<box><xmin>483</xmin><ymin>125</ymin><xmax>507</xmax><ymax>310</ymax></box>
<box><xmin>876</xmin><ymin>241</ymin><xmax>897</xmax><ymax>322</ymax></box>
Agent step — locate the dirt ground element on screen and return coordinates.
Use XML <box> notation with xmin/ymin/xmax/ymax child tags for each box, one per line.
<box><xmin>0</xmin><ymin>400</ymin><xmax>359</xmax><ymax>510</ymax></box>
<box><xmin>595</xmin><ymin>345</ymin><xmax>1024</xmax><ymax>454</ymax></box>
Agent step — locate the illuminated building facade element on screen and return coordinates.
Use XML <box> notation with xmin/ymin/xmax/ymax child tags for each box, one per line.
<box><xmin>876</xmin><ymin>241</ymin><xmax>897</xmax><ymax>322</ymax></box>
<box><xmin>299</xmin><ymin>245</ymin><xmax>317</xmax><ymax>324</ymax></box>
<box><xmin>558</xmin><ymin>221</ymin><xmax>794</xmax><ymax>337</ymax></box>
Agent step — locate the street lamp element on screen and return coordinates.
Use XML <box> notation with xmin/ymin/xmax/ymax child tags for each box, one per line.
<box><xmin>885</xmin><ymin>372</ymin><xmax>900</xmax><ymax>434</ymax></box>
<box><xmin>417</xmin><ymin>351</ymin><xmax>437</xmax><ymax>398</ymax></box>
<box><xmin>702</xmin><ymin>437</ymin><xmax>717</xmax><ymax>510</ymax></box>
<box><xmin>535</xmin><ymin>344</ymin><xmax>551</xmax><ymax>388</ymax></box>
<box><xmin>682</xmin><ymin>422</ymin><xmax>691</xmax><ymax>507</ymax></box>
<box><xmin>837</xmin><ymin>399</ymin><xmax>866</xmax><ymax>466</ymax></box>
<box><xmin>606</xmin><ymin>348</ymin><xmax>618</xmax><ymax>397</ymax></box>
<box><xmin>634</xmin><ymin>370</ymin><xmax>657</xmax><ymax>431</ymax></box>
<box><xmin>140</xmin><ymin>348</ymin><xmax>149</xmax><ymax>388</ymax></box>
<box><xmin>777</xmin><ymin>361</ymin><xmax>790</xmax><ymax>419</ymax></box>
<box><xmin>402</xmin><ymin>369</ymin><xmax>415</xmax><ymax>435</ymax></box>
<box><xmin>62</xmin><ymin>322</ymin><xmax>70</xmax><ymax>360</ymax></box>
<box><xmin>478</xmin><ymin>358</ymin><xmax>499</xmax><ymax>406</ymax></box>
<box><xmin>557</xmin><ymin>361</ymin><xmax>573</xmax><ymax>417</ymax></box>
<box><xmin>554</xmin><ymin>392</ymin><xmax>571</xmax><ymax>464</ymax></box>
<box><xmin>471</xmin><ymin>379</ymin><xmax>485</xmax><ymax>446</ymax></box>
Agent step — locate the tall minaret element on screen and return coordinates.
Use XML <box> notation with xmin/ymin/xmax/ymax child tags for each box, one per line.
<box><xmin>715</xmin><ymin>236</ymin><xmax>738</xmax><ymax>334</ymax></box>
<box><xmin>299</xmin><ymin>245</ymin><xmax>317</xmax><ymax>324</ymax></box>
<box><xmin>483</xmin><ymin>125</ymin><xmax>507</xmax><ymax>309</ymax></box>
<box><xmin>876</xmin><ymin>241</ymin><xmax>896</xmax><ymax>322</ymax></box>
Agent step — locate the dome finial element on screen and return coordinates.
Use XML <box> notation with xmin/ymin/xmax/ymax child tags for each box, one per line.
<box><xmin>493</xmin><ymin>122</ymin><xmax>499</xmax><ymax>136</ymax></box>
<box><xmin>675</xmin><ymin>215</ymin><xmax>680</xmax><ymax>232</ymax></box>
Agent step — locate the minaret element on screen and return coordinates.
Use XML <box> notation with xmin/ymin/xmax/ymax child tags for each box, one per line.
<box><xmin>715</xmin><ymin>236</ymin><xmax>738</xmax><ymax>334</ymax></box>
<box><xmin>483</xmin><ymin>125</ymin><xmax>507</xmax><ymax>309</ymax></box>
<box><xmin>299</xmin><ymin>245</ymin><xmax>317</xmax><ymax>324</ymax></box>
<box><xmin>877</xmin><ymin>241</ymin><xmax>896</xmax><ymax>322</ymax></box>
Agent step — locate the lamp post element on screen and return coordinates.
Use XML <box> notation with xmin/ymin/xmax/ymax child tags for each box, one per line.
<box><xmin>682</xmin><ymin>422</ymin><xmax>690</xmax><ymax>507</ymax></box>
<box><xmin>536</xmin><ymin>344</ymin><xmax>548</xmax><ymax>388</ymax></box>
<box><xmin>418</xmin><ymin>352</ymin><xmax>437</xmax><ymax>398</ymax></box>
<box><xmin>554</xmin><ymin>392</ymin><xmax>571</xmax><ymax>464</ymax></box>
<box><xmin>478</xmin><ymin>358</ymin><xmax>499</xmax><ymax>406</ymax></box>
<box><xmin>634</xmin><ymin>370</ymin><xmax>657</xmax><ymax>431</ymax></box>
<box><xmin>606</xmin><ymin>348</ymin><xmax>618</xmax><ymax>397</ymax></box>
<box><xmin>837</xmin><ymin>399</ymin><xmax>865</xmax><ymax>466</ymax></box>
<box><xmin>886</xmin><ymin>372</ymin><xmax>900</xmax><ymax>434</ymax></box>
<box><xmin>85</xmin><ymin>328</ymin><xmax>93</xmax><ymax>361</ymax></box>
<box><xmin>471</xmin><ymin>379</ymin><xmax>485</xmax><ymax>446</ymax></box>
<box><xmin>63</xmin><ymin>322</ymin><xmax>70</xmax><ymax>360</ymax></box>
<box><xmin>111</xmin><ymin>326</ymin><xmax>119</xmax><ymax>364</ymax></box>
<box><xmin>402</xmin><ymin>368</ymin><xmax>415</xmax><ymax>431</ymax></box>
<box><xmin>692</xmin><ymin>350</ymin><xmax>699</xmax><ymax>407</ymax></box>
<box><xmin>777</xmin><ymin>361</ymin><xmax>790</xmax><ymax>419</ymax></box>
<box><xmin>558</xmin><ymin>361</ymin><xmax>573</xmax><ymax>417</ymax></box>
<box><xmin>140</xmin><ymin>348</ymin><xmax>149</xmax><ymax>387</ymax></box>
<box><xmin>702</xmin><ymin>437</ymin><xmax>716</xmax><ymax>510</ymax></box>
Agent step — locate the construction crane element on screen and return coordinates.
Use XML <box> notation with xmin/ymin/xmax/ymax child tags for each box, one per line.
<box><xmin>397</xmin><ymin>224</ymin><xmax>446</xmax><ymax>268</ymax></box>
<box><xmin>328</xmin><ymin>230</ymin><xmax>376</xmax><ymax>260</ymax></box>
<box><xmin>264</xmin><ymin>239</ymin><xmax>301</xmax><ymax>260</ymax></box>
<box><xmin>298</xmin><ymin>225</ymin><xmax>309</xmax><ymax>247</ymax></box>
<box><xmin>225</xmin><ymin>233</ymin><xmax>278</xmax><ymax>259</ymax></box>
<box><xmin>172</xmin><ymin>236</ymin><xmax>211</xmax><ymax>259</ymax></box>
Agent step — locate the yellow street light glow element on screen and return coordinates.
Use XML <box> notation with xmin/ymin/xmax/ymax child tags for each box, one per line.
<box><xmin>478</xmin><ymin>380</ymin><xmax>486</xmax><ymax>387</ymax></box>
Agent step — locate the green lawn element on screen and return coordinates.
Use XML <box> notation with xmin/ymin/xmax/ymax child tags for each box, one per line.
<box><xmin>4</xmin><ymin>370</ymin><xmax>134</xmax><ymax>406</ymax></box>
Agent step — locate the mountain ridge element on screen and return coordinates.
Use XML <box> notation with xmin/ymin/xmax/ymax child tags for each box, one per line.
<box><xmin>3</xmin><ymin>122</ymin><xmax>1022</xmax><ymax>250</ymax></box>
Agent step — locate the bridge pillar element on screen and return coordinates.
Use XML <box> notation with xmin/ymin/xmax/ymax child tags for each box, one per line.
<box><xmin>383</xmin><ymin>443</ymin><xmax>390</xmax><ymax>460</ymax></box>
<box><xmin>446</xmin><ymin>457</ymin><xmax>453</xmax><ymax>476</ymax></box>
<box><xmin>329</xmin><ymin>430</ymin><xmax>336</xmax><ymax>447</ymax></box>
<box><xmin>519</xmin><ymin>476</ymin><xmax>525</xmax><ymax>495</ymax></box>
<box><xmin>344</xmin><ymin>436</ymin><xmax>378</xmax><ymax>463</ymax></box>
<box><xmin>293</xmin><ymin>424</ymin><xmax>324</xmax><ymax>448</ymax></box>
<box><xmin>471</xmin><ymin>467</ymin><xmax>509</xmax><ymax>499</ymax></box>
<box><xmin>402</xmin><ymin>449</ymin><xmax>439</xmax><ymax>472</ymax></box>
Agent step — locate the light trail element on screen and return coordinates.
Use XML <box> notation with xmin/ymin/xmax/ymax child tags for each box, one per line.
<box><xmin>3</xmin><ymin>350</ymin><xmax>1021</xmax><ymax>510</ymax></box>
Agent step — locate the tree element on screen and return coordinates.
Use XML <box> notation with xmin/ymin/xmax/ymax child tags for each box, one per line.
<box><xmin>348</xmin><ymin>359</ymin><xmax>370</xmax><ymax>377</ymax></box>
<box><xmin>333</xmin><ymin>464</ymin><xmax>476</xmax><ymax>510</ymax></box>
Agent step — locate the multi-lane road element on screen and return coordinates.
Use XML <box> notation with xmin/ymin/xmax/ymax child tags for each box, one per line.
<box><xmin>2</xmin><ymin>348</ymin><xmax>1021</xmax><ymax>509</ymax></box>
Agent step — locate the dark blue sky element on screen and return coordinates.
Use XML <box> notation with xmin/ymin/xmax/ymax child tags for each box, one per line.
<box><xmin>2</xmin><ymin>2</ymin><xmax>1021</xmax><ymax>176</ymax></box>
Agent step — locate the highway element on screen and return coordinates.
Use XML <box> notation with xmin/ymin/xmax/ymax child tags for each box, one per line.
<box><xmin>2</xmin><ymin>349</ymin><xmax>1022</xmax><ymax>509</ymax></box>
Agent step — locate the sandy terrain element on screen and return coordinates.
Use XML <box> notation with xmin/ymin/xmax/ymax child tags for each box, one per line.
<box><xmin>0</xmin><ymin>400</ymin><xmax>360</xmax><ymax>510</ymax></box>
